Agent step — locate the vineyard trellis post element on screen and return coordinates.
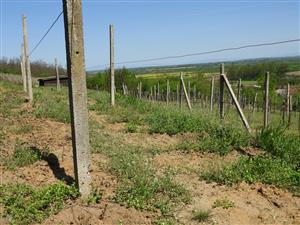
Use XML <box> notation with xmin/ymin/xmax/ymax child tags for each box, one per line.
<box><xmin>180</xmin><ymin>72</ymin><xmax>192</xmax><ymax>111</ymax></box>
<box><xmin>55</xmin><ymin>58</ymin><xmax>61</xmax><ymax>90</ymax></box>
<box><xmin>263</xmin><ymin>72</ymin><xmax>269</xmax><ymax>128</ymax></box>
<box><xmin>288</xmin><ymin>95</ymin><xmax>292</xmax><ymax>128</ymax></box>
<box><xmin>237</xmin><ymin>78</ymin><xmax>241</xmax><ymax>103</ymax></box>
<box><xmin>139</xmin><ymin>82</ymin><xmax>142</xmax><ymax>99</ymax></box>
<box><xmin>166</xmin><ymin>80</ymin><xmax>170</xmax><ymax>105</ymax></box>
<box><xmin>219</xmin><ymin>63</ymin><xmax>225</xmax><ymax>120</ymax></box>
<box><xmin>62</xmin><ymin>0</ymin><xmax>91</xmax><ymax>196</ymax></box>
<box><xmin>210</xmin><ymin>76</ymin><xmax>214</xmax><ymax>111</ymax></box>
<box><xmin>222</xmin><ymin>73</ymin><xmax>251</xmax><ymax>134</ymax></box>
<box><xmin>20</xmin><ymin>44</ymin><xmax>27</xmax><ymax>93</ymax></box>
<box><xmin>22</xmin><ymin>15</ymin><xmax>33</xmax><ymax>103</ymax></box>
<box><xmin>110</xmin><ymin>24</ymin><xmax>115</xmax><ymax>106</ymax></box>
<box><xmin>286</xmin><ymin>83</ymin><xmax>290</xmax><ymax>125</ymax></box>
<box><xmin>176</xmin><ymin>83</ymin><xmax>179</xmax><ymax>106</ymax></box>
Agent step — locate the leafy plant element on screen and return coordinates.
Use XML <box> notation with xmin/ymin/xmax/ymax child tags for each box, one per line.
<box><xmin>256</xmin><ymin>126</ymin><xmax>300</xmax><ymax>169</ymax></box>
<box><xmin>202</xmin><ymin>156</ymin><xmax>300</xmax><ymax>193</ymax></box>
<box><xmin>192</xmin><ymin>209</ymin><xmax>211</xmax><ymax>222</ymax></box>
<box><xmin>5</xmin><ymin>141</ymin><xmax>42</xmax><ymax>170</ymax></box>
<box><xmin>0</xmin><ymin>182</ymin><xmax>78</xmax><ymax>225</ymax></box>
<box><xmin>125</xmin><ymin>121</ymin><xmax>138</xmax><ymax>133</ymax></box>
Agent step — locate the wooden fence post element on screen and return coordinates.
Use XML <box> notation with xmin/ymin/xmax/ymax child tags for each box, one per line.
<box><xmin>157</xmin><ymin>82</ymin><xmax>160</xmax><ymax>101</ymax></box>
<box><xmin>62</xmin><ymin>0</ymin><xmax>91</xmax><ymax>196</ymax></box>
<box><xmin>222</xmin><ymin>74</ymin><xmax>252</xmax><ymax>134</ymax></box>
<box><xmin>237</xmin><ymin>78</ymin><xmax>241</xmax><ymax>103</ymax></box>
<box><xmin>188</xmin><ymin>81</ymin><xmax>191</xmax><ymax>100</ymax></box>
<box><xmin>55</xmin><ymin>58</ymin><xmax>61</xmax><ymax>90</ymax></box>
<box><xmin>22</xmin><ymin>15</ymin><xmax>33</xmax><ymax>103</ymax></box>
<box><xmin>193</xmin><ymin>85</ymin><xmax>196</xmax><ymax>102</ymax></box>
<box><xmin>176</xmin><ymin>83</ymin><xmax>179</xmax><ymax>106</ymax></box>
<box><xmin>109</xmin><ymin>24</ymin><xmax>115</xmax><ymax>106</ymax></box>
<box><xmin>288</xmin><ymin>95</ymin><xmax>292</xmax><ymax>128</ymax></box>
<box><xmin>210</xmin><ymin>76</ymin><xmax>214</xmax><ymax>111</ymax></box>
<box><xmin>286</xmin><ymin>83</ymin><xmax>290</xmax><ymax>125</ymax></box>
<box><xmin>180</xmin><ymin>73</ymin><xmax>192</xmax><ymax>111</ymax></box>
<box><xmin>263</xmin><ymin>72</ymin><xmax>269</xmax><ymax>128</ymax></box>
<box><xmin>166</xmin><ymin>80</ymin><xmax>170</xmax><ymax>105</ymax></box>
<box><xmin>219</xmin><ymin>63</ymin><xmax>225</xmax><ymax>119</ymax></box>
<box><xmin>139</xmin><ymin>82</ymin><xmax>142</xmax><ymax>99</ymax></box>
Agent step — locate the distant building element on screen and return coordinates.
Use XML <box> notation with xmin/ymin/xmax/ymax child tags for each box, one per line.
<box><xmin>37</xmin><ymin>75</ymin><xmax>69</xmax><ymax>86</ymax></box>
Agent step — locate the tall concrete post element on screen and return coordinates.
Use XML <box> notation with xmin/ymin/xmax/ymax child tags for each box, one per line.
<box><xmin>210</xmin><ymin>76</ymin><xmax>214</xmax><ymax>112</ymax></box>
<box><xmin>263</xmin><ymin>72</ymin><xmax>270</xmax><ymax>128</ymax></box>
<box><xmin>219</xmin><ymin>63</ymin><xmax>225</xmax><ymax>120</ymax></box>
<box><xmin>237</xmin><ymin>78</ymin><xmax>241</xmax><ymax>103</ymax></box>
<box><xmin>22</xmin><ymin>15</ymin><xmax>33</xmax><ymax>103</ymax></box>
<box><xmin>20</xmin><ymin>44</ymin><xmax>27</xmax><ymax>93</ymax></box>
<box><xmin>62</xmin><ymin>0</ymin><xmax>91</xmax><ymax>197</ymax></box>
<box><xmin>109</xmin><ymin>24</ymin><xmax>115</xmax><ymax>106</ymax></box>
<box><xmin>55</xmin><ymin>58</ymin><xmax>61</xmax><ymax>90</ymax></box>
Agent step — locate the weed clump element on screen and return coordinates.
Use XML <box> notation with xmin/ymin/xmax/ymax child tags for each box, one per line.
<box><xmin>256</xmin><ymin>126</ymin><xmax>300</xmax><ymax>169</ymax></box>
<box><xmin>202</xmin><ymin>156</ymin><xmax>300</xmax><ymax>193</ymax></box>
<box><xmin>5</xmin><ymin>141</ymin><xmax>42</xmax><ymax>170</ymax></box>
<box><xmin>192</xmin><ymin>209</ymin><xmax>211</xmax><ymax>222</ymax></box>
<box><xmin>0</xmin><ymin>182</ymin><xmax>78</xmax><ymax>225</ymax></box>
<box><xmin>110</xmin><ymin>149</ymin><xmax>190</xmax><ymax>215</ymax></box>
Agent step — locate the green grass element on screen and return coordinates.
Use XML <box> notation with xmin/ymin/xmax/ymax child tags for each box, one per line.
<box><xmin>201</xmin><ymin>156</ymin><xmax>300</xmax><ymax>193</ymax></box>
<box><xmin>89</xmin><ymin>121</ymin><xmax>190</xmax><ymax>218</ymax></box>
<box><xmin>0</xmin><ymin>81</ymin><xmax>24</xmax><ymax>117</ymax></box>
<box><xmin>12</xmin><ymin>124</ymin><xmax>33</xmax><ymax>134</ymax></box>
<box><xmin>192</xmin><ymin>209</ymin><xmax>211</xmax><ymax>222</ymax></box>
<box><xmin>256</xmin><ymin>126</ymin><xmax>300</xmax><ymax>169</ymax></box>
<box><xmin>0</xmin><ymin>182</ymin><xmax>78</xmax><ymax>225</ymax></box>
<box><xmin>5</xmin><ymin>141</ymin><xmax>42</xmax><ymax>170</ymax></box>
<box><xmin>33</xmin><ymin>87</ymin><xmax>70</xmax><ymax>123</ymax></box>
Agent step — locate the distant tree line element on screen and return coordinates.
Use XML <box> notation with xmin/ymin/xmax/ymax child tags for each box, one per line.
<box><xmin>226</xmin><ymin>61</ymin><xmax>289</xmax><ymax>81</ymax></box>
<box><xmin>0</xmin><ymin>57</ymin><xmax>65</xmax><ymax>77</ymax></box>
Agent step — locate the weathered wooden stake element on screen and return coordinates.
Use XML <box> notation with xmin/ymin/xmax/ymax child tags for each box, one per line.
<box><xmin>62</xmin><ymin>0</ymin><xmax>91</xmax><ymax>196</ymax></box>
<box><xmin>210</xmin><ymin>76</ymin><xmax>214</xmax><ymax>111</ymax></box>
<box><xmin>219</xmin><ymin>64</ymin><xmax>225</xmax><ymax>119</ymax></box>
<box><xmin>288</xmin><ymin>95</ymin><xmax>292</xmax><ymax>128</ymax></box>
<box><xmin>20</xmin><ymin>44</ymin><xmax>27</xmax><ymax>92</ymax></box>
<box><xmin>222</xmin><ymin>74</ymin><xmax>251</xmax><ymax>134</ymax></box>
<box><xmin>286</xmin><ymin>83</ymin><xmax>290</xmax><ymax>124</ymax></box>
<box><xmin>237</xmin><ymin>78</ymin><xmax>241</xmax><ymax>103</ymax></box>
<box><xmin>193</xmin><ymin>85</ymin><xmax>196</xmax><ymax>102</ymax></box>
<box><xmin>263</xmin><ymin>72</ymin><xmax>269</xmax><ymax>128</ymax></box>
<box><xmin>55</xmin><ymin>58</ymin><xmax>61</xmax><ymax>90</ymax></box>
<box><xmin>138</xmin><ymin>82</ymin><xmax>142</xmax><ymax>99</ymax></box>
<box><xmin>188</xmin><ymin>81</ymin><xmax>191</xmax><ymax>100</ymax></box>
<box><xmin>22</xmin><ymin>15</ymin><xmax>33</xmax><ymax>103</ymax></box>
<box><xmin>176</xmin><ymin>83</ymin><xmax>179</xmax><ymax>106</ymax></box>
<box><xmin>180</xmin><ymin>73</ymin><xmax>192</xmax><ymax>111</ymax></box>
<box><xmin>166</xmin><ymin>80</ymin><xmax>170</xmax><ymax>105</ymax></box>
<box><xmin>109</xmin><ymin>24</ymin><xmax>115</xmax><ymax>106</ymax></box>
<box><xmin>157</xmin><ymin>82</ymin><xmax>160</xmax><ymax>101</ymax></box>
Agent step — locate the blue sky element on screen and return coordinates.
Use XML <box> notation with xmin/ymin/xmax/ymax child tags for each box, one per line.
<box><xmin>1</xmin><ymin>0</ymin><xmax>299</xmax><ymax>70</ymax></box>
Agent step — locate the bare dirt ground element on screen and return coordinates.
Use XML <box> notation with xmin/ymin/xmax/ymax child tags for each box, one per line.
<box><xmin>1</xmin><ymin>87</ymin><xmax>300</xmax><ymax>225</ymax></box>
